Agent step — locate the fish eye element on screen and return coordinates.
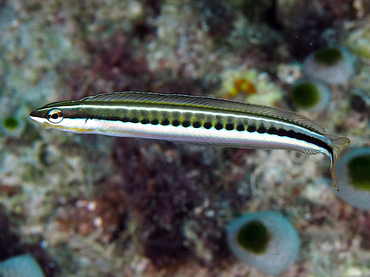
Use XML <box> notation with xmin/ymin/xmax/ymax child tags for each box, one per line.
<box><xmin>47</xmin><ymin>109</ymin><xmax>63</xmax><ymax>123</ymax></box>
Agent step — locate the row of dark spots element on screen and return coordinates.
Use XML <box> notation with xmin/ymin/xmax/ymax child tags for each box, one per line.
<box><xmin>125</xmin><ymin>115</ymin><xmax>330</xmax><ymax>156</ymax></box>
<box><xmin>98</xmin><ymin>115</ymin><xmax>290</xmax><ymax>135</ymax></box>
<box><xmin>118</xmin><ymin>116</ymin><xmax>329</xmax><ymax>152</ymax></box>
<box><xmin>121</xmin><ymin>117</ymin><xmax>268</xmax><ymax>133</ymax></box>
<box><xmin>121</xmin><ymin>116</ymin><xmax>311</xmax><ymax>137</ymax></box>
<box><xmin>112</xmin><ymin>116</ymin><xmax>309</xmax><ymax>138</ymax></box>
<box><xmin>119</xmin><ymin>115</ymin><xmax>330</xmax><ymax>155</ymax></box>
<box><xmin>123</xmin><ymin>116</ymin><xmax>249</xmax><ymax>132</ymax></box>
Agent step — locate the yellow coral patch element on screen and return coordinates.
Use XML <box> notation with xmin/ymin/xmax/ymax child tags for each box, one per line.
<box><xmin>232</xmin><ymin>78</ymin><xmax>257</xmax><ymax>96</ymax></box>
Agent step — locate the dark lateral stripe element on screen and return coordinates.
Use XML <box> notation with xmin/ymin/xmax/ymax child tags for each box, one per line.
<box><xmin>72</xmin><ymin>114</ymin><xmax>333</xmax><ymax>157</ymax></box>
<box><xmin>273</xmin><ymin>128</ymin><xmax>332</xmax><ymax>157</ymax></box>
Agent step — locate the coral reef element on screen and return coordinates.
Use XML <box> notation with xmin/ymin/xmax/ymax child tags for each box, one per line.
<box><xmin>0</xmin><ymin>0</ymin><xmax>369</xmax><ymax>276</ymax></box>
<box><xmin>347</xmin><ymin>18</ymin><xmax>370</xmax><ymax>59</ymax></box>
<box><xmin>276</xmin><ymin>0</ymin><xmax>356</xmax><ymax>59</ymax></box>
<box><xmin>0</xmin><ymin>211</ymin><xmax>60</xmax><ymax>276</ymax></box>
<box><xmin>112</xmin><ymin>139</ymin><xmax>249</xmax><ymax>268</ymax></box>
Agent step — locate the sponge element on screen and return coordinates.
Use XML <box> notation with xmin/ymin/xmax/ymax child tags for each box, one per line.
<box><xmin>335</xmin><ymin>147</ymin><xmax>370</xmax><ymax>210</ymax></box>
<box><xmin>303</xmin><ymin>47</ymin><xmax>354</xmax><ymax>84</ymax></box>
<box><xmin>0</xmin><ymin>254</ymin><xmax>45</xmax><ymax>277</ymax></box>
<box><xmin>226</xmin><ymin>211</ymin><xmax>300</xmax><ymax>275</ymax></box>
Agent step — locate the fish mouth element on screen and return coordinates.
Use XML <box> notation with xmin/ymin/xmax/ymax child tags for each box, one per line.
<box><xmin>29</xmin><ymin>110</ymin><xmax>45</xmax><ymax>124</ymax></box>
<box><xmin>29</xmin><ymin>115</ymin><xmax>54</xmax><ymax>129</ymax></box>
<box><xmin>29</xmin><ymin>110</ymin><xmax>38</xmax><ymax>117</ymax></box>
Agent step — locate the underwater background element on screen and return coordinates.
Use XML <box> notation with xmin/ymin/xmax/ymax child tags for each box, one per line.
<box><xmin>1</xmin><ymin>0</ymin><xmax>370</xmax><ymax>276</ymax></box>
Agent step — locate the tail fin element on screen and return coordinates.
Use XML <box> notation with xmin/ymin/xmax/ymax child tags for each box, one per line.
<box><xmin>326</xmin><ymin>135</ymin><xmax>351</xmax><ymax>191</ymax></box>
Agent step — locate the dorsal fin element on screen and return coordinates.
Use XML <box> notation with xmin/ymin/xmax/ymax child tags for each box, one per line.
<box><xmin>81</xmin><ymin>91</ymin><xmax>326</xmax><ymax>133</ymax></box>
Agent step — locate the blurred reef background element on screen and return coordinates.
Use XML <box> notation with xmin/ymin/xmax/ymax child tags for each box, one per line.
<box><xmin>1</xmin><ymin>0</ymin><xmax>370</xmax><ymax>276</ymax></box>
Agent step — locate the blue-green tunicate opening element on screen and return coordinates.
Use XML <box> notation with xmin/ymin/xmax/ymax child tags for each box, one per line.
<box><xmin>4</xmin><ymin>116</ymin><xmax>19</xmax><ymax>130</ymax></box>
<box><xmin>314</xmin><ymin>48</ymin><xmax>343</xmax><ymax>66</ymax></box>
<box><xmin>291</xmin><ymin>82</ymin><xmax>321</xmax><ymax>108</ymax></box>
<box><xmin>348</xmin><ymin>155</ymin><xmax>370</xmax><ymax>191</ymax></box>
<box><xmin>236</xmin><ymin>220</ymin><xmax>270</xmax><ymax>255</ymax></box>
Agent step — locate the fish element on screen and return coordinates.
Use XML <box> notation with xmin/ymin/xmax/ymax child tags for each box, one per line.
<box><xmin>29</xmin><ymin>91</ymin><xmax>350</xmax><ymax>190</ymax></box>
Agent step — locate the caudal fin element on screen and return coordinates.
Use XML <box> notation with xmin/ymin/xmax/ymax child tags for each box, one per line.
<box><xmin>326</xmin><ymin>135</ymin><xmax>351</xmax><ymax>191</ymax></box>
<box><xmin>329</xmin><ymin>135</ymin><xmax>351</xmax><ymax>161</ymax></box>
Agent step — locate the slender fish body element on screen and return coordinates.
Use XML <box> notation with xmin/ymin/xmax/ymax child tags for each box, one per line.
<box><xmin>29</xmin><ymin>91</ymin><xmax>350</xmax><ymax>190</ymax></box>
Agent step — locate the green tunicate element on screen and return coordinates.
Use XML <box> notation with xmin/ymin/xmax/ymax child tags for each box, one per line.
<box><xmin>4</xmin><ymin>116</ymin><xmax>19</xmax><ymax>130</ymax></box>
<box><xmin>348</xmin><ymin>155</ymin><xmax>370</xmax><ymax>191</ymax></box>
<box><xmin>227</xmin><ymin>211</ymin><xmax>300</xmax><ymax>275</ymax></box>
<box><xmin>291</xmin><ymin>82</ymin><xmax>321</xmax><ymax>108</ymax></box>
<box><xmin>314</xmin><ymin>48</ymin><xmax>343</xmax><ymax>66</ymax></box>
<box><xmin>236</xmin><ymin>220</ymin><xmax>270</xmax><ymax>255</ymax></box>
